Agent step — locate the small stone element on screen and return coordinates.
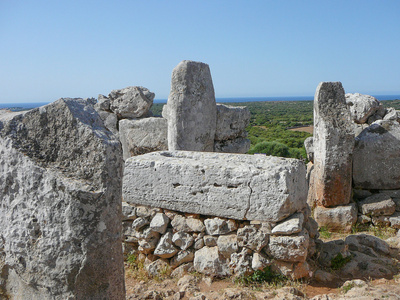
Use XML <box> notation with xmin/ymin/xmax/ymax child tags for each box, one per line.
<box><xmin>237</xmin><ymin>225</ymin><xmax>269</xmax><ymax>252</ymax></box>
<box><xmin>193</xmin><ymin>246</ymin><xmax>229</xmax><ymax>276</ymax></box>
<box><xmin>251</xmin><ymin>252</ymin><xmax>271</xmax><ymax>271</ymax></box>
<box><xmin>154</xmin><ymin>232</ymin><xmax>178</xmax><ymax>258</ymax></box>
<box><xmin>305</xmin><ymin>217</ymin><xmax>319</xmax><ymax>239</ymax></box>
<box><xmin>185</xmin><ymin>218</ymin><xmax>206</xmax><ymax>232</ymax></box>
<box><xmin>171</xmin><ymin>263</ymin><xmax>194</xmax><ymax>278</ymax></box>
<box><xmin>122</xmin><ymin>202</ymin><xmax>136</xmax><ymax>220</ymax></box>
<box><xmin>177</xmin><ymin>275</ymin><xmax>200</xmax><ymax>293</ymax></box>
<box><xmin>217</xmin><ymin>234</ymin><xmax>238</xmax><ymax>258</ymax></box>
<box><xmin>314</xmin><ymin>203</ymin><xmax>357</xmax><ymax>233</ymax></box>
<box><xmin>132</xmin><ymin>217</ymin><xmax>149</xmax><ymax>230</ymax></box>
<box><xmin>272</xmin><ymin>212</ymin><xmax>304</xmax><ymax>235</ymax></box>
<box><xmin>171</xmin><ymin>215</ymin><xmax>205</xmax><ymax>232</ymax></box>
<box><xmin>357</xmin><ymin>214</ymin><xmax>372</xmax><ymax>224</ymax></box>
<box><xmin>171</xmin><ymin>250</ymin><xmax>195</xmax><ymax>268</ymax></box>
<box><xmin>146</xmin><ymin>259</ymin><xmax>169</xmax><ymax>277</ymax></box>
<box><xmin>96</xmin><ymin>94</ymin><xmax>111</xmax><ymax>111</ymax></box>
<box><xmin>203</xmin><ymin>235</ymin><xmax>218</xmax><ymax>247</ymax></box>
<box><xmin>164</xmin><ymin>209</ymin><xmax>178</xmax><ymax>220</ymax></box>
<box><xmin>268</xmin><ymin>230</ymin><xmax>309</xmax><ymax>262</ymax></box>
<box><xmin>358</xmin><ymin>194</ymin><xmax>396</xmax><ymax>216</ymax></box>
<box><xmin>229</xmin><ymin>248</ymin><xmax>253</xmax><ymax>276</ymax></box>
<box><xmin>150</xmin><ymin>213</ymin><xmax>170</xmax><ymax>234</ymax></box>
<box><xmin>304</xmin><ymin>136</ymin><xmax>314</xmax><ymax>162</ymax></box>
<box><xmin>372</xmin><ymin>215</ymin><xmax>391</xmax><ymax>226</ymax></box>
<box><xmin>194</xmin><ymin>238</ymin><xmax>204</xmax><ymax>250</ymax></box>
<box><xmin>138</xmin><ymin>228</ymin><xmax>160</xmax><ymax>254</ymax></box>
<box><xmin>204</xmin><ymin>218</ymin><xmax>237</xmax><ymax>235</ymax></box>
<box><xmin>172</xmin><ymin>232</ymin><xmax>194</xmax><ymax>250</ymax></box>
<box><xmin>136</xmin><ymin>206</ymin><xmax>162</xmax><ymax>218</ymax></box>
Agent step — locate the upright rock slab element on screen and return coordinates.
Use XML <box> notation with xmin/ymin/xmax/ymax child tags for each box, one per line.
<box><xmin>123</xmin><ymin>151</ymin><xmax>307</xmax><ymax>222</ymax></box>
<box><xmin>310</xmin><ymin>82</ymin><xmax>354</xmax><ymax>207</ymax></box>
<box><xmin>0</xmin><ymin>99</ymin><xmax>125</xmax><ymax>299</ymax></box>
<box><xmin>165</xmin><ymin>60</ymin><xmax>217</xmax><ymax>152</ymax></box>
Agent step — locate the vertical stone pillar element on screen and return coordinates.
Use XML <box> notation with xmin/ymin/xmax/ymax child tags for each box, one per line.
<box><xmin>310</xmin><ymin>82</ymin><xmax>354</xmax><ymax>207</ymax></box>
<box><xmin>164</xmin><ymin>60</ymin><xmax>217</xmax><ymax>152</ymax></box>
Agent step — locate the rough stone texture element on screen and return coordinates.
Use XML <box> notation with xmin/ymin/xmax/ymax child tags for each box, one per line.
<box><xmin>251</xmin><ymin>252</ymin><xmax>271</xmax><ymax>271</ymax></box>
<box><xmin>96</xmin><ymin>94</ymin><xmax>111</xmax><ymax>111</ymax></box>
<box><xmin>0</xmin><ymin>99</ymin><xmax>125</xmax><ymax>299</ymax></box>
<box><xmin>389</xmin><ymin>212</ymin><xmax>400</xmax><ymax>228</ymax></box>
<box><xmin>150</xmin><ymin>213</ymin><xmax>170</xmax><ymax>234</ymax></box>
<box><xmin>172</xmin><ymin>232</ymin><xmax>194</xmax><ymax>250</ymax></box>
<box><xmin>215</xmin><ymin>104</ymin><xmax>250</xmax><ymax>141</ymax></box>
<box><xmin>237</xmin><ymin>226</ymin><xmax>269</xmax><ymax>252</ymax></box>
<box><xmin>311</xmin><ymin>82</ymin><xmax>354</xmax><ymax>207</ymax></box>
<box><xmin>204</xmin><ymin>218</ymin><xmax>237</xmax><ymax>236</ymax></box>
<box><xmin>170</xmin><ymin>250</ymin><xmax>195</xmax><ymax>269</ymax></box>
<box><xmin>304</xmin><ymin>137</ymin><xmax>314</xmax><ymax>163</ymax></box>
<box><xmin>204</xmin><ymin>235</ymin><xmax>218</xmax><ymax>247</ymax></box>
<box><xmin>154</xmin><ymin>232</ymin><xmax>178</xmax><ymax>258</ymax></box>
<box><xmin>217</xmin><ymin>234</ymin><xmax>238</xmax><ymax>258</ymax></box>
<box><xmin>119</xmin><ymin>117</ymin><xmax>168</xmax><ymax>160</ymax></box>
<box><xmin>108</xmin><ymin>86</ymin><xmax>155</xmax><ymax>119</ymax></box>
<box><xmin>214</xmin><ymin>137</ymin><xmax>251</xmax><ymax>154</ymax></box>
<box><xmin>358</xmin><ymin>194</ymin><xmax>396</xmax><ymax>216</ymax></box>
<box><xmin>193</xmin><ymin>247</ymin><xmax>229</xmax><ymax>276</ymax></box>
<box><xmin>314</xmin><ymin>203</ymin><xmax>357</xmax><ymax>233</ymax></box>
<box><xmin>171</xmin><ymin>215</ymin><xmax>205</xmax><ymax>233</ymax></box>
<box><xmin>146</xmin><ymin>259</ymin><xmax>169</xmax><ymax>277</ymax></box>
<box><xmin>122</xmin><ymin>202</ymin><xmax>136</xmax><ymax>220</ymax></box>
<box><xmin>345</xmin><ymin>93</ymin><xmax>381</xmax><ymax>124</ymax></box>
<box><xmin>353</xmin><ymin>120</ymin><xmax>400</xmax><ymax>189</ymax></box>
<box><xmin>123</xmin><ymin>151</ymin><xmax>308</xmax><ymax>222</ymax></box>
<box><xmin>268</xmin><ymin>230</ymin><xmax>309</xmax><ymax>262</ymax></box>
<box><xmin>229</xmin><ymin>248</ymin><xmax>253</xmax><ymax>276</ymax></box>
<box><xmin>98</xmin><ymin>110</ymin><xmax>119</xmax><ymax>135</ymax></box>
<box><xmin>271</xmin><ymin>212</ymin><xmax>304</xmax><ymax>235</ymax></box>
<box><xmin>165</xmin><ymin>60</ymin><xmax>217</xmax><ymax>152</ymax></box>
<box><xmin>383</xmin><ymin>107</ymin><xmax>400</xmax><ymax>121</ymax></box>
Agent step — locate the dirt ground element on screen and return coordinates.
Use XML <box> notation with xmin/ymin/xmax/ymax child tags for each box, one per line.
<box><xmin>288</xmin><ymin>126</ymin><xmax>314</xmax><ymax>134</ymax></box>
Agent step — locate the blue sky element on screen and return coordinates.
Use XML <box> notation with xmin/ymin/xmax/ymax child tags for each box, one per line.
<box><xmin>0</xmin><ymin>0</ymin><xmax>399</xmax><ymax>103</ymax></box>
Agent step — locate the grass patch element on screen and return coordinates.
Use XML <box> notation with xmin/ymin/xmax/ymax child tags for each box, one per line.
<box><xmin>331</xmin><ymin>253</ymin><xmax>352</xmax><ymax>270</ymax></box>
<box><xmin>125</xmin><ymin>253</ymin><xmax>150</xmax><ymax>281</ymax></box>
<box><xmin>319</xmin><ymin>226</ymin><xmax>332</xmax><ymax>239</ymax></box>
<box><xmin>341</xmin><ymin>281</ymin><xmax>355</xmax><ymax>293</ymax></box>
<box><xmin>235</xmin><ymin>266</ymin><xmax>287</xmax><ymax>287</ymax></box>
<box><xmin>351</xmin><ymin>223</ymin><xmax>397</xmax><ymax>240</ymax></box>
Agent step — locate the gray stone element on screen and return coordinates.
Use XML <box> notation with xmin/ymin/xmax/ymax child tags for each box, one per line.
<box><xmin>353</xmin><ymin>189</ymin><xmax>373</xmax><ymax>200</ymax></box>
<box><xmin>171</xmin><ymin>263</ymin><xmax>194</xmax><ymax>278</ymax></box>
<box><xmin>314</xmin><ymin>203</ymin><xmax>357</xmax><ymax>233</ymax></box>
<box><xmin>150</xmin><ymin>213</ymin><xmax>170</xmax><ymax>234</ymax></box>
<box><xmin>314</xmin><ymin>270</ymin><xmax>337</xmax><ymax>283</ymax></box>
<box><xmin>345</xmin><ymin>93</ymin><xmax>381</xmax><ymax>124</ymax></box>
<box><xmin>305</xmin><ymin>217</ymin><xmax>319</xmax><ymax>239</ymax></box>
<box><xmin>172</xmin><ymin>232</ymin><xmax>194</xmax><ymax>250</ymax></box>
<box><xmin>389</xmin><ymin>212</ymin><xmax>400</xmax><ymax>228</ymax></box>
<box><xmin>96</xmin><ymin>94</ymin><xmax>111</xmax><ymax>111</ymax></box>
<box><xmin>98</xmin><ymin>110</ymin><xmax>118</xmax><ymax>135</ymax></box>
<box><xmin>353</xmin><ymin>120</ymin><xmax>400</xmax><ymax>189</ymax></box>
<box><xmin>358</xmin><ymin>214</ymin><xmax>371</xmax><ymax>224</ymax></box>
<box><xmin>108</xmin><ymin>86</ymin><xmax>154</xmax><ymax>119</ymax></box>
<box><xmin>271</xmin><ymin>212</ymin><xmax>304</xmax><ymax>235</ymax></box>
<box><xmin>203</xmin><ymin>235</ymin><xmax>218</xmax><ymax>247</ymax></box>
<box><xmin>122</xmin><ymin>202</ymin><xmax>136</xmax><ymax>220</ymax></box>
<box><xmin>217</xmin><ymin>234</ymin><xmax>238</xmax><ymax>258</ymax></box>
<box><xmin>194</xmin><ymin>238</ymin><xmax>204</xmax><ymax>250</ymax></box>
<box><xmin>0</xmin><ymin>99</ymin><xmax>125</xmax><ymax>299</ymax></box>
<box><xmin>367</xmin><ymin>113</ymin><xmax>383</xmax><ymax>124</ymax></box>
<box><xmin>138</xmin><ymin>228</ymin><xmax>160</xmax><ymax>253</ymax></box>
<box><xmin>123</xmin><ymin>151</ymin><xmax>308</xmax><ymax>222</ymax></box>
<box><xmin>304</xmin><ymin>137</ymin><xmax>314</xmax><ymax>162</ymax></box>
<box><xmin>311</xmin><ymin>82</ymin><xmax>354</xmax><ymax>207</ymax></box>
<box><xmin>171</xmin><ymin>250</ymin><xmax>195</xmax><ymax>269</ymax></box>
<box><xmin>383</xmin><ymin>107</ymin><xmax>400</xmax><ymax>121</ymax></box>
<box><xmin>136</xmin><ymin>206</ymin><xmax>162</xmax><ymax>218</ymax></box>
<box><xmin>185</xmin><ymin>218</ymin><xmax>206</xmax><ymax>232</ymax></box>
<box><xmin>215</xmin><ymin>104</ymin><xmax>250</xmax><ymax>140</ymax></box>
<box><xmin>358</xmin><ymin>193</ymin><xmax>396</xmax><ymax>216</ymax></box>
<box><xmin>345</xmin><ymin>234</ymin><xmax>390</xmax><ymax>255</ymax></box>
<box><xmin>171</xmin><ymin>215</ymin><xmax>205</xmax><ymax>233</ymax></box>
<box><xmin>193</xmin><ymin>246</ymin><xmax>229</xmax><ymax>276</ymax></box>
<box><xmin>132</xmin><ymin>217</ymin><xmax>150</xmax><ymax>230</ymax></box>
<box><xmin>268</xmin><ymin>230</ymin><xmax>309</xmax><ymax>262</ymax></box>
<box><xmin>214</xmin><ymin>137</ymin><xmax>250</xmax><ymax>154</ymax></box>
<box><xmin>204</xmin><ymin>218</ymin><xmax>237</xmax><ymax>235</ymax></box>
<box><xmin>146</xmin><ymin>259</ymin><xmax>169</xmax><ymax>277</ymax></box>
<box><xmin>165</xmin><ymin>60</ymin><xmax>216</xmax><ymax>152</ymax></box>
<box><xmin>237</xmin><ymin>225</ymin><xmax>269</xmax><ymax>252</ymax></box>
<box><xmin>229</xmin><ymin>248</ymin><xmax>253</xmax><ymax>276</ymax></box>
<box><xmin>251</xmin><ymin>252</ymin><xmax>271</xmax><ymax>271</ymax></box>
<box><xmin>119</xmin><ymin>117</ymin><xmax>168</xmax><ymax>160</ymax></box>
<box><xmin>154</xmin><ymin>232</ymin><xmax>178</xmax><ymax>258</ymax></box>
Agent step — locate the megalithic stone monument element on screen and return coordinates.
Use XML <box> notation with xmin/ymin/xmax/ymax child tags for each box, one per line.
<box><xmin>310</xmin><ymin>82</ymin><xmax>354</xmax><ymax>207</ymax></box>
<box><xmin>164</xmin><ymin>60</ymin><xmax>217</xmax><ymax>152</ymax></box>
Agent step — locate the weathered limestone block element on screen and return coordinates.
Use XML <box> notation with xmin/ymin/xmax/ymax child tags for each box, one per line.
<box><xmin>204</xmin><ymin>218</ymin><xmax>237</xmax><ymax>235</ymax></box>
<box><xmin>215</xmin><ymin>104</ymin><xmax>250</xmax><ymax>140</ymax></box>
<box><xmin>229</xmin><ymin>248</ymin><xmax>253</xmax><ymax>276</ymax></box>
<box><xmin>314</xmin><ymin>204</ymin><xmax>357</xmax><ymax>233</ymax></box>
<box><xmin>311</xmin><ymin>82</ymin><xmax>354</xmax><ymax>207</ymax></box>
<box><xmin>171</xmin><ymin>215</ymin><xmax>205</xmax><ymax>233</ymax></box>
<box><xmin>150</xmin><ymin>213</ymin><xmax>170</xmax><ymax>234</ymax></box>
<box><xmin>251</xmin><ymin>252</ymin><xmax>271</xmax><ymax>271</ymax></box>
<box><xmin>165</xmin><ymin>60</ymin><xmax>217</xmax><ymax>152</ymax></box>
<box><xmin>268</xmin><ymin>230</ymin><xmax>309</xmax><ymax>262</ymax></box>
<box><xmin>119</xmin><ymin>117</ymin><xmax>168</xmax><ymax>160</ymax></box>
<box><xmin>172</xmin><ymin>232</ymin><xmax>194</xmax><ymax>250</ymax></box>
<box><xmin>0</xmin><ymin>99</ymin><xmax>125</xmax><ymax>299</ymax></box>
<box><xmin>193</xmin><ymin>246</ymin><xmax>229</xmax><ymax>276</ymax></box>
<box><xmin>214</xmin><ymin>137</ymin><xmax>250</xmax><ymax>154</ymax></box>
<box><xmin>353</xmin><ymin>120</ymin><xmax>400</xmax><ymax>189</ymax></box>
<box><xmin>98</xmin><ymin>110</ymin><xmax>119</xmax><ymax>135</ymax></box>
<box><xmin>171</xmin><ymin>250</ymin><xmax>195</xmax><ymax>268</ymax></box>
<box><xmin>237</xmin><ymin>226</ymin><xmax>269</xmax><ymax>252</ymax></box>
<box><xmin>358</xmin><ymin>194</ymin><xmax>396</xmax><ymax>216</ymax></box>
<box><xmin>271</xmin><ymin>212</ymin><xmax>304</xmax><ymax>235</ymax></box>
<box><xmin>154</xmin><ymin>232</ymin><xmax>178</xmax><ymax>258</ymax></box>
<box><xmin>304</xmin><ymin>137</ymin><xmax>314</xmax><ymax>162</ymax></box>
<box><xmin>123</xmin><ymin>151</ymin><xmax>308</xmax><ymax>222</ymax></box>
<box><xmin>345</xmin><ymin>93</ymin><xmax>381</xmax><ymax>124</ymax></box>
<box><xmin>108</xmin><ymin>86</ymin><xmax>155</xmax><ymax>119</ymax></box>
<box><xmin>217</xmin><ymin>234</ymin><xmax>238</xmax><ymax>258</ymax></box>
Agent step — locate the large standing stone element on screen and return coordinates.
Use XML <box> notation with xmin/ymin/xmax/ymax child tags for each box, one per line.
<box><xmin>0</xmin><ymin>99</ymin><xmax>125</xmax><ymax>299</ymax></box>
<box><xmin>215</xmin><ymin>104</ymin><xmax>250</xmax><ymax>141</ymax></box>
<box><xmin>119</xmin><ymin>117</ymin><xmax>168</xmax><ymax>160</ymax></box>
<box><xmin>123</xmin><ymin>151</ymin><xmax>308</xmax><ymax>222</ymax></box>
<box><xmin>165</xmin><ymin>60</ymin><xmax>217</xmax><ymax>152</ymax></box>
<box><xmin>108</xmin><ymin>86</ymin><xmax>155</xmax><ymax>119</ymax></box>
<box><xmin>311</xmin><ymin>82</ymin><xmax>354</xmax><ymax>207</ymax></box>
<box><xmin>353</xmin><ymin>120</ymin><xmax>400</xmax><ymax>189</ymax></box>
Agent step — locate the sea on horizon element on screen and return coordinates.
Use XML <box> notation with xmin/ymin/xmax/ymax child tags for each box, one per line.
<box><xmin>1</xmin><ymin>95</ymin><xmax>399</xmax><ymax>110</ymax></box>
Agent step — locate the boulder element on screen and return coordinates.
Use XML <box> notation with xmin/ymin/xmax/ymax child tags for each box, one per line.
<box><xmin>170</xmin><ymin>250</ymin><xmax>195</xmax><ymax>269</ymax></box>
<box><xmin>214</xmin><ymin>137</ymin><xmax>251</xmax><ymax>154</ymax></box>
<box><xmin>268</xmin><ymin>230</ymin><xmax>309</xmax><ymax>262</ymax></box>
<box><xmin>150</xmin><ymin>213</ymin><xmax>170</xmax><ymax>234</ymax></box>
<box><xmin>0</xmin><ymin>99</ymin><xmax>125</xmax><ymax>299</ymax></box>
<box><xmin>311</xmin><ymin>82</ymin><xmax>354</xmax><ymax>207</ymax></box>
<box><xmin>215</xmin><ymin>104</ymin><xmax>250</xmax><ymax>140</ymax></box>
<box><xmin>314</xmin><ymin>203</ymin><xmax>357</xmax><ymax>233</ymax></box>
<box><xmin>345</xmin><ymin>93</ymin><xmax>381</xmax><ymax>124</ymax></box>
<box><xmin>154</xmin><ymin>232</ymin><xmax>178</xmax><ymax>258</ymax></box>
<box><xmin>193</xmin><ymin>246</ymin><xmax>229</xmax><ymax>276</ymax></box>
<box><xmin>108</xmin><ymin>86</ymin><xmax>154</xmax><ymax>119</ymax></box>
<box><xmin>353</xmin><ymin>120</ymin><xmax>400</xmax><ymax>189</ymax></box>
<box><xmin>358</xmin><ymin>193</ymin><xmax>396</xmax><ymax>216</ymax></box>
<box><xmin>172</xmin><ymin>232</ymin><xmax>194</xmax><ymax>250</ymax></box>
<box><xmin>165</xmin><ymin>60</ymin><xmax>217</xmax><ymax>152</ymax></box>
<box><xmin>119</xmin><ymin>117</ymin><xmax>168</xmax><ymax>160</ymax></box>
<box><xmin>123</xmin><ymin>151</ymin><xmax>308</xmax><ymax>222</ymax></box>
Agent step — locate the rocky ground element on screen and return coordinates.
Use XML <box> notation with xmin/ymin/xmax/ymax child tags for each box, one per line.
<box><xmin>125</xmin><ymin>230</ymin><xmax>400</xmax><ymax>300</ymax></box>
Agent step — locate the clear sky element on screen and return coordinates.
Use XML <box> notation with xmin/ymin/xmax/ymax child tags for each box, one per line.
<box><xmin>0</xmin><ymin>0</ymin><xmax>399</xmax><ymax>103</ymax></box>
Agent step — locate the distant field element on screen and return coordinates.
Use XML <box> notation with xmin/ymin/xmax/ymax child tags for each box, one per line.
<box><xmin>289</xmin><ymin>126</ymin><xmax>313</xmax><ymax>134</ymax></box>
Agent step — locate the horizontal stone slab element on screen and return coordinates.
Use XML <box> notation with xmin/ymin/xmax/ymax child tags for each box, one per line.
<box><xmin>122</xmin><ymin>151</ymin><xmax>307</xmax><ymax>222</ymax></box>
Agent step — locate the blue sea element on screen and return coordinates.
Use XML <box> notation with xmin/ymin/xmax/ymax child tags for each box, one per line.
<box><xmin>1</xmin><ymin>95</ymin><xmax>399</xmax><ymax>110</ymax></box>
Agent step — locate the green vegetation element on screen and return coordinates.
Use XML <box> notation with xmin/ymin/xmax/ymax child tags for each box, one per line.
<box><xmin>351</xmin><ymin>223</ymin><xmax>397</xmax><ymax>240</ymax></box>
<box><xmin>235</xmin><ymin>266</ymin><xmax>287</xmax><ymax>287</ymax></box>
<box><xmin>318</xmin><ymin>226</ymin><xmax>332</xmax><ymax>239</ymax></box>
<box><xmin>331</xmin><ymin>253</ymin><xmax>352</xmax><ymax>270</ymax></box>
